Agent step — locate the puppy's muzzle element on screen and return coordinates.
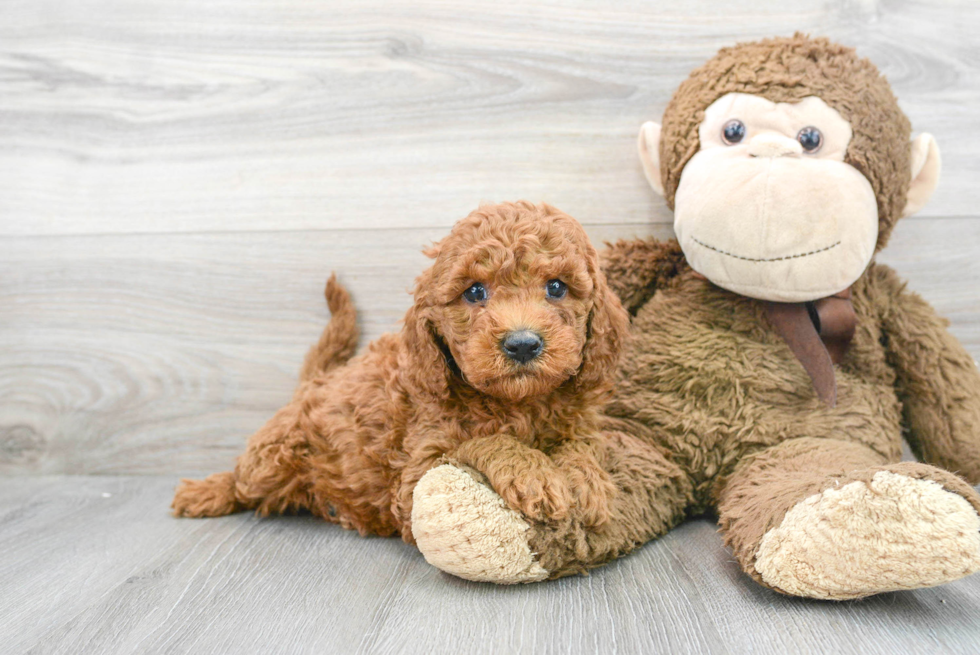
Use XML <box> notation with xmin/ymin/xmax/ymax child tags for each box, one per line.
<box><xmin>501</xmin><ymin>330</ymin><xmax>543</xmax><ymax>364</ymax></box>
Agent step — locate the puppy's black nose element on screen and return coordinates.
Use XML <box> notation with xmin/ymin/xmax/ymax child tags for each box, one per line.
<box><xmin>501</xmin><ymin>330</ymin><xmax>543</xmax><ymax>364</ymax></box>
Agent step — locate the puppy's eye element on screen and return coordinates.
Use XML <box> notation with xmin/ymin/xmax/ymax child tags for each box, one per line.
<box><xmin>462</xmin><ymin>282</ymin><xmax>487</xmax><ymax>304</ymax></box>
<box><xmin>722</xmin><ymin>119</ymin><xmax>746</xmax><ymax>145</ymax></box>
<box><xmin>546</xmin><ymin>279</ymin><xmax>567</xmax><ymax>299</ymax></box>
<box><xmin>797</xmin><ymin>126</ymin><xmax>822</xmax><ymax>153</ymax></box>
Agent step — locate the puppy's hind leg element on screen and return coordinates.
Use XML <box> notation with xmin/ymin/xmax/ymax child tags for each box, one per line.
<box><xmin>172</xmin><ymin>471</ymin><xmax>242</xmax><ymax>518</ymax></box>
<box><xmin>173</xmin><ymin>403</ymin><xmax>316</xmax><ymax>519</ymax></box>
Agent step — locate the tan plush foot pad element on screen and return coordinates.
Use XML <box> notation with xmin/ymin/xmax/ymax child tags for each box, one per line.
<box><xmin>755</xmin><ymin>471</ymin><xmax>980</xmax><ymax>599</ymax></box>
<box><xmin>412</xmin><ymin>464</ymin><xmax>549</xmax><ymax>584</ymax></box>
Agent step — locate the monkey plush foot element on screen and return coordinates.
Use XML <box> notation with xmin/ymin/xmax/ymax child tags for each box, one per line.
<box><xmin>411</xmin><ymin>464</ymin><xmax>549</xmax><ymax>584</ymax></box>
<box><xmin>755</xmin><ymin>470</ymin><xmax>980</xmax><ymax>600</ymax></box>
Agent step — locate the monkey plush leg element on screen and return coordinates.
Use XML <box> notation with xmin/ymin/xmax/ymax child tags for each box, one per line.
<box><xmin>171</xmin><ymin>471</ymin><xmax>243</xmax><ymax>518</ymax></box>
<box><xmin>716</xmin><ymin>437</ymin><xmax>980</xmax><ymax>600</ymax></box>
<box><xmin>411</xmin><ymin>431</ymin><xmax>694</xmax><ymax>583</ymax></box>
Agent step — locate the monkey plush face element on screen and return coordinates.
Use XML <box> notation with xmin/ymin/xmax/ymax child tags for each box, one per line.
<box><xmin>670</xmin><ymin>93</ymin><xmax>878</xmax><ymax>301</ymax></box>
<box><xmin>638</xmin><ymin>35</ymin><xmax>942</xmax><ymax>303</ymax></box>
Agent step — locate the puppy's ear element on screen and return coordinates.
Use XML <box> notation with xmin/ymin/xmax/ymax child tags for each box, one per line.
<box><xmin>575</xmin><ymin>258</ymin><xmax>630</xmax><ymax>393</ymax></box>
<box><xmin>403</xmin><ymin>272</ymin><xmax>453</xmax><ymax>399</ymax></box>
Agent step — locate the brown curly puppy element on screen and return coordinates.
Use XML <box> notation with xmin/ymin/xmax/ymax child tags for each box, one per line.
<box><xmin>172</xmin><ymin>201</ymin><xmax>629</xmax><ymax>543</ymax></box>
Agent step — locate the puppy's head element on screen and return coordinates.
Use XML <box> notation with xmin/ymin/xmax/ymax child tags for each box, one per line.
<box><xmin>405</xmin><ymin>202</ymin><xmax>629</xmax><ymax>402</ymax></box>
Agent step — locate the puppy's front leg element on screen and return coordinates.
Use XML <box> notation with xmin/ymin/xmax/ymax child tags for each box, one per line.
<box><xmin>449</xmin><ymin>435</ymin><xmax>572</xmax><ymax>522</ymax></box>
<box><xmin>549</xmin><ymin>438</ymin><xmax>616</xmax><ymax>527</ymax></box>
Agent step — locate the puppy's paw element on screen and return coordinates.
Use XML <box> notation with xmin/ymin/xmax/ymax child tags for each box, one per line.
<box><xmin>566</xmin><ymin>466</ymin><xmax>616</xmax><ymax>528</ymax></box>
<box><xmin>755</xmin><ymin>470</ymin><xmax>980</xmax><ymax>599</ymax></box>
<box><xmin>172</xmin><ymin>472</ymin><xmax>241</xmax><ymax>518</ymax></box>
<box><xmin>495</xmin><ymin>468</ymin><xmax>572</xmax><ymax>523</ymax></box>
<box><xmin>412</xmin><ymin>464</ymin><xmax>549</xmax><ymax>584</ymax></box>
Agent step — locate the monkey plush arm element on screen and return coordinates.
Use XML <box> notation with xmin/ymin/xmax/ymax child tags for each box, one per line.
<box><xmin>599</xmin><ymin>238</ymin><xmax>687</xmax><ymax>314</ymax></box>
<box><xmin>870</xmin><ymin>263</ymin><xmax>980</xmax><ymax>483</ymax></box>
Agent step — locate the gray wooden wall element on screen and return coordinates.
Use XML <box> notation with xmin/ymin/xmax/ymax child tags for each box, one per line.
<box><xmin>3</xmin><ymin>0</ymin><xmax>979</xmax><ymax>478</ymax></box>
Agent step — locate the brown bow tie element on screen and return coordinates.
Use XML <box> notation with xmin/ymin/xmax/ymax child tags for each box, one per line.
<box><xmin>765</xmin><ymin>289</ymin><xmax>856</xmax><ymax>407</ymax></box>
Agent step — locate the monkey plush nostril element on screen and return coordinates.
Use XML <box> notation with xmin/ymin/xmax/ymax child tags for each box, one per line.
<box><xmin>501</xmin><ymin>330</ymin><xmax>544</xmax><ymax>364</ymax></box>
<box><xmin>747</xmin><ymin>133</ymin><xmax>804</xmax><ymax>158</ymax></box>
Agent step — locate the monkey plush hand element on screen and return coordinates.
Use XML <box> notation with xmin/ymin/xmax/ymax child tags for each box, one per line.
<box><xmin>599</xmin><ymin>34</ymin><xmax>980</xmax><ymax>600</ymax></box>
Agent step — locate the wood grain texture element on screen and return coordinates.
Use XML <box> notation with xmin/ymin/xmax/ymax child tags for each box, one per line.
<box><xmin>0</xmin><ymin>218</ymin><xmax>976</xmax><ymax>476</ymax></box>
<box><xmin>1</xmin><ymin>476</ymin><xmax>978</xmax><ymax>655</ymax></box>
<box><xmin>1</xmin><ymin>0</ymin><xmax>979</xmax><ymax>476</ymax></box>
<box><xmin>2</xmin><ymin>2</ymin><xmax>980</xmax><ymax>650</ymax></box>
<box><xmin>1</xmin><ymin>0</ymin><xmax>979</xmax><ymax>238</ymax></box>
<box><xmin>0</xmin><ymin>223</ymin><xmax>672</xmax><ymax>476</ymax></box>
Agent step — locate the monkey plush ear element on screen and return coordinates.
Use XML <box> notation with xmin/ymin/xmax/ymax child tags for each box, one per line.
<box><xmin>637</xmin><ymin>121</ymin><xmax>664</xmax><ymax>196</ymax></box>
<box><xmin>902</xmin><ymin>133</ymin><xmax>941</xmax><ymax>218</ymax></box>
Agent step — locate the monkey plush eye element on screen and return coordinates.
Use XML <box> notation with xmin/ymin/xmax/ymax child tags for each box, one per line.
<box><xmin>722</xmin><ymin>119</ymin><xmax>746</xmax><ymax>145</ymax></box>
<box><xmin>546</xmin><ymin>279</ymin><xmax>567</xmax><ymax>299</ymax></box>
<box><xmin>797</xmin><ymin>126</ymin><xmax>823</xmax><ymax>153</ymax></box>
<box><xmin>463</xmin><ymin>283</ymin><xmax>487</xmax><ymax>304</ymax></box>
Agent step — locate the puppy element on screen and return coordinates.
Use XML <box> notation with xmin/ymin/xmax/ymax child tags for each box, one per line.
<box><xmin>172</xmin><ymin>201</ymin><xmax>629</xmax><ymax>542</ymax></box>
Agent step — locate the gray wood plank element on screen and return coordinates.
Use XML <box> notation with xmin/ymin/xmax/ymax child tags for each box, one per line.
<box><xmin>0</xmin><ymin>218</ymin><xmax>980</xmax><ymax>474</ymax></box>
<box><xmin>0</xmin><ymin>0</ymin><xmax>978</xmax><ymax>238</ymax></box>
<box><xmin>2</xmin><ymin>0</ymin><xmax>980</xmax><ymax>651</ymax></box>
<box><xmin>1</xmin><ymin>218</ymin><xmax>976</xmax><ymax>477</ymax></box>
<box><xmin>0</xmin><ymin>223</ymin><xmax>672</xmax><ymax>476</ymax></box>
<box><xmin>1</xmin><ymin>476</ymin><xmax>979</xmax><ymax>655</ymax></box>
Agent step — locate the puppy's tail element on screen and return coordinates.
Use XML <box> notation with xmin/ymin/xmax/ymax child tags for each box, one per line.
<box><xmin>299</xmin><ymin>273</ymin><xmax>359</xmax><ymax>382</ymax></box>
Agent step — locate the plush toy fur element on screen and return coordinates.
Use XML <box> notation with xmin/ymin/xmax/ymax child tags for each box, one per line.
<box><xmin>413</xmin><ymin>35</ymin><xmax>980</xmax><ymax>599</ymax></box>
<box><xmin>599</xmin><ymin>247</ymin><xmax>980</xmax><ymax>597</ymax></box>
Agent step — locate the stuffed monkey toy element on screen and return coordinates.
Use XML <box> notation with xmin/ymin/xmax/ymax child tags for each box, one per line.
<box><xmin>412</xmin><ymin>35</ymin><xmax>980</xmax><ymax>600</ymax></box>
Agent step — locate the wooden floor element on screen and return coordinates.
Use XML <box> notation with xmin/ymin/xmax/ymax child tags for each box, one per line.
<box><xmin>2</xmin><ymin>0</ymin><xmax>980</xmax><ymax>653</ymax></box>
<box><xmin>2</xmin><ymin>476</ymin><xmax>979</xmax><ymax>655</ymax></box>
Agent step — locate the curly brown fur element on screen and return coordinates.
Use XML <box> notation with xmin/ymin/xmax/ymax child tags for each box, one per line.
<box><xmin>525</xmin><ymin>427</ymin><xmax>695</xmax><ymax>579</ymax></box>
<box><xmin>660</xmin><ymin>33</ymin><xmax>911</xmax><ymax>250</ymax></box>
<box><xmin>172</xmin><ymin>201</ymin><xmax>630</xmax><ymax>543</ymax></box>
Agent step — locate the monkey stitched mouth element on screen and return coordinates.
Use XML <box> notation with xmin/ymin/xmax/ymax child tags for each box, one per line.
<box><xmin>691</xmin><ymin>237</ymin><xmax>841</xmax><ymax>263</ymax></box>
